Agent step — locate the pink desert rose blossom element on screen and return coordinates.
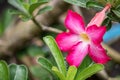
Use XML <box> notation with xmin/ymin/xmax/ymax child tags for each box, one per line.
<box><xmin>56</xmin><ymin>5</ymin><xmax>111</xmax><ymax>67</ymax></box>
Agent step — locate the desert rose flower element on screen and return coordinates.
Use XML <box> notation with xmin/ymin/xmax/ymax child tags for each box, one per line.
<box><xmin>56</xmin><ymin>5</ymin><xmax>111</xmax><ymax>67</ymax></box>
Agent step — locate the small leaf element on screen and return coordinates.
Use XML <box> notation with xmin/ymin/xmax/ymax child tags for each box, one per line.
<box><xmin>86</xmin><ymin>1</ymin><xmax>103</xmax><ymax>10</ymax></box>
<box><xmin>37</xmin><ymin>57</ymin><xmax>53</xmax><ymax>72</ymax></box>
<box><xmin>37</xmin><ymin>6</ymin><xmax>53</xmax><ymax>15</ymax></box>
<box><xmin>75</xmin><ymin>64</ymin><xmax>104</xmax><ymax>80</ymax></box>
<box><xmin>64</xmin><ymin>0</ymin><xmax>92</xmax><ymax>8</ymax></box>
<box><xmin>0</xmin><ymin>60</ymin><xmax>9</xmax><ymax>80</ymax></box>
<box><xmin>43</xmin><ymin>36</ymin><xmax>66</xmax><ymax>76</ymax></box>
<box><xmin>29</xmin><ymin>0</ymin><xmax>49</xmax><ymax>14</ymax></box>
<box><xmin>52</xmin><ymin>66</ymin><xmax>65</xmax><ymax>80</ymax></box>
<box><xmin>9</xmin><ymin>64</ymin><xmax>28</xmax><ymax>80</ymax></box>
<box><xmin>66</xmin><ymin>66</ymin><xmax>77</xmax><ymax>80</ymax></box>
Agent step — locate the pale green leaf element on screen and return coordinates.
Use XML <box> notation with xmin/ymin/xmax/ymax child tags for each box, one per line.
<box><xmin>43</xmin><ymin>36</ymin><xmax>66</xmax><ymax>76</ymax></box>
<box><xmin>75</xmin><ymin>64</ymin><xmax>104</xmax><ymax>80</ymax></box>
<box><xmin>52</xmin><ymin>66</ymin><xmax>65</xmax><ymax>80</ymax></box>
<box><xmin>66</xmin><ymin>66</ymin><xmax>77</xmax><ymax>80</ymax></box>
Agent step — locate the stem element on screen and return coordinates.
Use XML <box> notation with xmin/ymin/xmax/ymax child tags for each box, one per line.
<box><xmin>32</xmin><ymin>18</ymin><xmax>63</xmax><ymax>33</ymax></box>
<box><xmin>32</xmin><ymin>18</ymin><xmax>42</xmax><ymax>30</ymax></box>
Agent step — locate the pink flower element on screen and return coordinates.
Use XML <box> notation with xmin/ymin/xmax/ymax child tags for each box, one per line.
<box><xmin>56</xmin><ymin>5</ymin><xmax>111</xmax><ymax>67</ymax></box>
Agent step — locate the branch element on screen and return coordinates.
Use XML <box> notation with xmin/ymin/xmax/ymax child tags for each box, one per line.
<box><xmin>32</xmin><ymin>17</ymin><xmax>63</xmax><ymax>33</ymax></box>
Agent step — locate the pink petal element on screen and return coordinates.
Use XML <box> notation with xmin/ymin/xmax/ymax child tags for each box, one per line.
<box><xmin>87</xmin><ymin>4</ymin><xmax>111</xmax><ymax>27</ymax></box>
<box><xmin>86</xmin><ymin>25</ymin><xmax>106</xmax><ymax>44</ymax></box>
<box><xmin>56</xmin><ymin>32</ymin><xmax>80</xmax><ymax>52</ymax></box>
<box><xmin>88</xmin><ymin>43</ymin><xmax>110</xmax><ymax>64</ymax></box>
<box><xmin>65</xmin><ymin>10</ymin><xmax>85</xmax><ymax>34</ymax></box>
<box><xmin>66</xmin><ymin>42</ymin><xmax>89</xmax><ymax>67</ymax></box>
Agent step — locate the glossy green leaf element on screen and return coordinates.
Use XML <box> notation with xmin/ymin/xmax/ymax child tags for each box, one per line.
<box><xmin>8</xmin><ymin>0</ymin><xmax>28</xmax><ymax>14</ymax></box>
<box><xmin>37</xmin><ymin>57</ymin><xmax>53</xmax><ymax>72</ymax></box>
<box><xmin>102</xmin><ymin>18</ymin><xmax>112</xmax><ymax>31</ymax></box>
<box><xmin>75</xmin><ymin>64</ymin><xmax>104</xmax><ymax>80</ymax></box>
<box><xmin>86</xmin><ymin>1</ymin><xmax>103</xmax><ymax>10</ymax></box>
<box><xmin>64</xmin><ymin>0</ymin><xmax>92</xmax><ymax>8</ymax></box>
<box><xmin>0</xmin><ymin>60</ymin><xmax>9</xmax><ymax>80</ymax></box>
<box><xmin>29</xmin><ymin>0</ymin><xmax>49</xmax><ymax>14</ymax></box>
<box><xmin>37</xmin><ymin>6</ymin><xmax>53</xmax><ymax>15</ymax></box>
<box><xmin>78</xmin><ymin>56</ymin><xmax>92</xmax><ymax>73</ymax></box>
<box><xmin>52</xmin><ymin>66</ymin><xmax>65</xmax><ymax>80</ymax></box>
<box><xmin>9</xmin><ymin>64</ymin><xmax>28</xmax><ymax>80</ymax></box>
<box><xmin>66</xmin><ymin>66</ymin><xmax>77</xmax><ymax>80</ymax></box>
<box><xmin>43</xmin><ymin>36</ymin><xmax>66</xmax><ymax>76</ymax></box>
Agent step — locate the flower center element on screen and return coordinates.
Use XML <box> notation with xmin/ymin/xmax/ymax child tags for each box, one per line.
<box><xmin>80</xmin><ymin>33</ymin><xmax>89</xmax><ymax>42</ymax></box>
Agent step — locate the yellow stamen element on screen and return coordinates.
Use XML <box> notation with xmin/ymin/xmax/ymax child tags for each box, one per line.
<box><xmin>80</xmin><ymin>33</ymin><xmax>89</xmax><ymax>42</ymax></box>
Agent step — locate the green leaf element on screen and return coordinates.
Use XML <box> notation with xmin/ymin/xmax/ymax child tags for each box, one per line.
<box><xmin>78</xmin><ymin>56</ymin><xmax>92</xmax><ymax>73</ymax></box>
<box><xmin>37</xmin><ymin>57</ymin><xmax>59</xmax><ymax>79</ymax></box>
<box><xmin>30</xmin><ymin>66</ymin><xmax>53</xmax><ymax>80</ymax></box>
<box><xmin>29</xmin><ymin>0</ymin><xmax>37</xmax><ymax>4</ymax></box>
<box><xmin>102</xmin><ymin>18</ymin><xmax>112</xmax><ymax>31</ymax></box>
<box><xmin>0</xmin><ymin>9</ymin><xmax>13</xmax><ymax>35</ymax></box>
<box><xmin>43</xmin><ymin>36</ymin><xmax>66</xmax><ymax>76</ymax></box>
<box><xmin>8</xmin><ymin>0</ymin><xmax>28</xmax><ymax>14</ymax></box>
<box><xmin>29</xmin><ymin>0</ymin><xmax>49</xmax><ymax>14</ymax></box>
<box><xmin>116</xmin><ymin>4</ymin><xmax>120</xmax><ymax>10</ymax></box>
<box><xmin>66</xmin><ymin>66</ymin><xmax>77</xmax><ymax>80</ymax></box>
<box><xmin>0</xmin><ymin>60</ymin><xmax>9</xmax><ymax>80</ymax></box>
<box><xmin>19</xmin><ymin>14</ymin><xmax>32</xmax><ymax>21</ymax></box>
<box><xmin>75</xmin><ymin>64</ymin><xmax>104</xmax><ymax>80</ymax></box>
<box><xmin>9</xmin><ymin>64</ymin><xmax>28</xmax><ymax>80</ymax></box>
<box><xmin>37</xmin><ymin>6</ymin><xmax>53</xmax><ymax>15</ymax></box>
<box><xmin>86</xmin><ymin>1</ymin><xmax>103</xmax><ymax>10</ymax></box>
<box><xmin>112</xmin><ymin>10</ymin><xmax>120</xmax><ymax>18</ymax></box>
<box><xmin>115</xmin><ymin>0</ymin><xmax>120</xmax><ymax>7</ymax></box>
<box><xmin>95</xmin><ymin>0</ymin><xmax>107</xmax><ymax>5</ymax></box>
<box><xmin>52</xmin><ymin>66</ymin><xmax>66</xmax><ymax>80</ymax></box>
<box><xmin>64</xmin><ymin>0</ymin><xmax>92</xmax><ymax>8</ymax></box>
<box><xmin>107</xmin><ymin>12</ymin><xmax>120</xmax><ymax>22</ymax></box>
<box><xmin>37</xmin><ymin>57</ymin><xmax>53</xmax><ymax>72</ymax></box>
<box><xmin>8</xmin><ymin>9</ymin><xmax>22</xmax><ymax>15</ymax></box>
